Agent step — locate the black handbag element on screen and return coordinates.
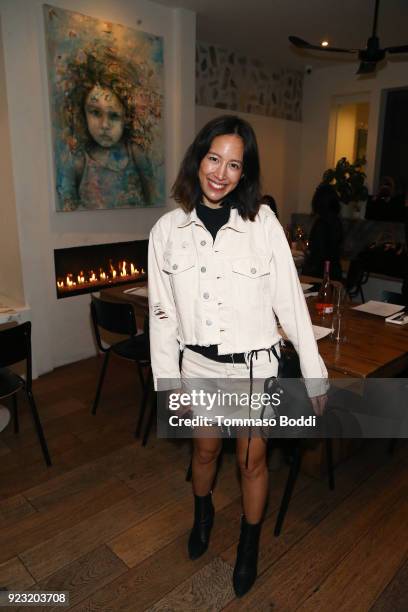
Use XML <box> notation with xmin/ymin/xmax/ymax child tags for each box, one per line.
<box><xmin>261</xmin><ymin>342</ymin><xmax>315</xmax><ymax>438</ymax></box>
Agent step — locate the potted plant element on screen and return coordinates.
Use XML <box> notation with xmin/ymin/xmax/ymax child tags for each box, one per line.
<box><xmin>322</xmin><ymin>157</ymin><xmax>369</xmax><ymax>219</ymax></box>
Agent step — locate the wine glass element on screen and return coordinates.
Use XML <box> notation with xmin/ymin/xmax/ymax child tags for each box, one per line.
<box><xmin>331</xmin><ymin>285</ymin><xmax>347</xmax><ymax>343</ymax></box>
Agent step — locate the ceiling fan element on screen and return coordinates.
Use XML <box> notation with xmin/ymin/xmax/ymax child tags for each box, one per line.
<box><xmin>289</xmin><ymin>0</ymin><xmax>408</xmax><ymax>74</ymax></box>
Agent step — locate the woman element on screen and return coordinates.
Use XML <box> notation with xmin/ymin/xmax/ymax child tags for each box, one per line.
<box><xmin>302</xmin><ymin>184</ymin><xmax>344</xmax><ymax>281</ymax></box>
<box><xmin>148</xmin><ymin>115</ymin><xmax>328</xmax><ymax>597</ymax></box>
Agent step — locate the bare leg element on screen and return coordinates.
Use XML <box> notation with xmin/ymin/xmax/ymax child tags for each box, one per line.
<box><xmin>236</xmin><ymin>437</ymin><xmax>268</xmax><ymax>523</ymax></box>
<box><xmin>192</xmin><ymin>435</ymin><xmax>222</xmax><ymax>496</ymax></box>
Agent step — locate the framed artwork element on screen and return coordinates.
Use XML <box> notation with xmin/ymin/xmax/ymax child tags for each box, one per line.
<box><xmin>44</xmin><ymin>5</ymin><xmax>165</xmax><ymax>211</ymax></box>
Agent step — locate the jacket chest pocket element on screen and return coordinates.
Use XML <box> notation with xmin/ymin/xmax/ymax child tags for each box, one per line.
<box><xmin>231</xmin><ymin>256</ymin><xmax>271</xmax><ymax>309</ymax></box>
<box><xmin>163</xmin><ymin>251</ymin><xmax>196</xmax><ymax>275</ymax></box>
<box><xmin>232</xmin><ymin>256</ymin><xmax>270</xmax><ymax>278</ymax></box>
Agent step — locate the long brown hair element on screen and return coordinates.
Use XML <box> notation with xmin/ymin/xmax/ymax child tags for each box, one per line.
<box><xmin>171</xmin><ymin>115</ymin><xmax>261</xmax><ymax>221</ymax></box>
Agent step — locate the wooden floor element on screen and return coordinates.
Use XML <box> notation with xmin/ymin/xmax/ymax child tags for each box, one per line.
<box><xmin>0</xmin><ymin>355</ymin><xmax>408</xmax><ymax>611</ymax></box>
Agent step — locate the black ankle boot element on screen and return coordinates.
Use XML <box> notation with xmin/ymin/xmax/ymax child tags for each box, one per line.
<box><xmin>233</xmin><ymin>516</ymin><xmax>262</xmax><ymax>597</ymax></box>
<box><xmin>188</xmin><ymin>493</ymin><xmax>214</xmax><ymax>560</ymax></box>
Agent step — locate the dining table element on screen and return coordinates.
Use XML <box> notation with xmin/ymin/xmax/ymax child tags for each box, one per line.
<box><xmin>100</xmin><ymin>280</ymin><xmax>408</xmax><ymax>380</ymax></box>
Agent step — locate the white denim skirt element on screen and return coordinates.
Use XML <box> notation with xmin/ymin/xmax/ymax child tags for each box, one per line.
<box><xmin>181</xmin><ymin>347</ymin><xmax>279</xmax><ymax>427</ymax></box>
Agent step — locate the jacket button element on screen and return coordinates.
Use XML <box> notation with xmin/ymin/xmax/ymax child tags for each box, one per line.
<box><xmin>172</xmin><ymin>264</ymin><xmax>178</xmax><ymax>270</ymax></box>
<box><xmin>200</xmin><ymin>240</ymin><xmax>206</xmax><ymax>246</ymax></box>
<box><xmin>206</xmin><ymin>319</ymin><xmax>212</xmax><ymax>326</ymax></box>
<box><xmin>201</xmin><ymin>266</ymin><xmax>206</xmax><ymax>273</ymax></box>
<box><xmin>203</xmin><ymin>292</ymin><xmax>210</xmax><ymax>299</ymax></box>
<box><xmin>251</xmin><ymin>267</ymin><xmax>257</xmax><ymax>274</ymax></box>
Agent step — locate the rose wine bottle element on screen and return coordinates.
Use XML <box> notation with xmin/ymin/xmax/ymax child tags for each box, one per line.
<box><xmin>316</xmin><ymin>260</ymin><xmax>334</xmax><ymax>315</ymax></box>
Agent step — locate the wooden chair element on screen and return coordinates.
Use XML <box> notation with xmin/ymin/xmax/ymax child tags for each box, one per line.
<box><xmin>0</xmin><ymin>322</ymin><xmax>51</xmax><ymax>466</ymax></box>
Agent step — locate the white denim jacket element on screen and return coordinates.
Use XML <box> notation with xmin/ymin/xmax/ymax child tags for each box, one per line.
<box><xmin>148</xmin><ymin>205</ymin><xmax>328</xmax><ymax>396</ymax></box>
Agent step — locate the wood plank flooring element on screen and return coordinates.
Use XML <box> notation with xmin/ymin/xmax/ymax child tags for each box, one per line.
<box><xmin>0</xmin><ymin>355</ymin><xmax>407</xmax><ymax>611</ymax></box>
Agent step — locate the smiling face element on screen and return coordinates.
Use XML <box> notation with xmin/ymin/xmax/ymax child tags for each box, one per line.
<box><xmin>198</xmin><ymin>134</ymin><xmax>244</xmax><ymax>207</ymax></box>
<box><xmin>85</xmin><ymin>85</ymin><xmax>125</xmax><ymax>148</ymax></box>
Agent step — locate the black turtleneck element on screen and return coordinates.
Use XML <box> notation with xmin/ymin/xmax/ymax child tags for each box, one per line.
<box><xmin>196</xmin><ymin>202</ymin><xmax>231</xmax><ymax>241</ymax></box>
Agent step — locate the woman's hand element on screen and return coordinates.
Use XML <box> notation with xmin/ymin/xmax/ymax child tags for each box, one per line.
<box><xmin>310</xmin><ymin>393</ymin><xmax>328</xmax><ymax>416</ymax></box>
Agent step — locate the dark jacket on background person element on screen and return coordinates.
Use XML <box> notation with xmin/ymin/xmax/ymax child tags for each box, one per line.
<box><xmin>302</xmin><ymin>185</ymin><xmax>344</xmax><ymax>281</ymax></box>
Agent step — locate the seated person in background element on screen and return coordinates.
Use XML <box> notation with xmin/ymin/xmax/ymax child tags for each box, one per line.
<box><xmin>259</xmin><ymin>194</ymin><xmax>279</xmax><ymax>219</ymax></box>
<box><xmin>365</xmin><ymin>176</ymin><xmax>406</xmax><ymax>223</ymax></box>
<box><xmin>302</xmin><ymin>184</ymin><xmax>344</xmax><ymax>281</ymax></box>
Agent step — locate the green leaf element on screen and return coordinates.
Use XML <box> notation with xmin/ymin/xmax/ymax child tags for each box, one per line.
<box><xmin>321</xmin><ymin>156</ymin><xmax>368</xmax><ymax>204</ymax></box>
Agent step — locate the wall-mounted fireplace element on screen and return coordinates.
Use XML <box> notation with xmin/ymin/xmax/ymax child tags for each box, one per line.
<box><xmin>54</xmin><ymin>240</ymin><xmax>148</xmax><ymax>299</ymax></box>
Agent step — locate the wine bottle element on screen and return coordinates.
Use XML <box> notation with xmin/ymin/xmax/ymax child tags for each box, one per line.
<box><xmin>315</xmin><ymin>260</ymin><xmax>334</xmax><ymax>315</ymax></box>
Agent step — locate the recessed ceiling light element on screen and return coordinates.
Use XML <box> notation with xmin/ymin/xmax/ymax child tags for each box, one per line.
<box><xmin>321</xmin><ymin>40</ymin><xmax>329</xmax><ymax>47</ymax></box>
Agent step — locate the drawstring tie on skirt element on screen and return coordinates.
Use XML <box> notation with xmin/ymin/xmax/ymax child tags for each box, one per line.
<box><xmin>244</xmin><ymin>347</ymin><xmax>275</xmax><ymax>469</ymax></box>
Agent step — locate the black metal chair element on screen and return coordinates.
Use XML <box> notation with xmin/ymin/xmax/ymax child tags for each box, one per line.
<box><xmin>90</xmin><ymin>295</ymin><xmax>154</xmax><ymax>445</ymax></box>
<box><xmin>272</xmin><ymin>438</ymin><xmax>334</xmax><ymax>535</ymax></box>
<box><xmin>185</xmin><ymin>438</ymin><xmax>334</xmax><ymax>536</ymax></box>
<box><xmin>0</xmin><ymin>322</ymin><xmax>51</xmax><ymax>466</ymax></box>
<box><xmin>345</xmin><ymin>258</ymin><xmax>369</xmax><ymax>302</ymax></box>
<box><xmin>184</xmin><ymin>340</ymin><xmax>335</xmax><ymax>536</ymax></box>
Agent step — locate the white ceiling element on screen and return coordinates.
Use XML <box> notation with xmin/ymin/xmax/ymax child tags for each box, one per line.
<box><xmin>156</xmin><ymin>0</ymin><xmax>408</xmax><ymax>71</ymax></box>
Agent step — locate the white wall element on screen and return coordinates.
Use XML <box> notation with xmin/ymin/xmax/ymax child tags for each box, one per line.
<box><xmin>196</xmin><ymin>106</ymin><xmax>302</xmax><ymax>227</ymax></box>
<box><xmin>299</xmin><ymin>61</ymin><xmax>408</xmax><ymax>214</ymax></box>
<box><xmin>0</xmin><ymin>16</ymin><xmax>24</xmax><ymax>303</ymax></box>
<box><xmin>334</xmin><ymin>103</ymin><xmax>357</xmax><ymax>164</ymax></box>
<box><xmin>0</xmin><ymin>0</ymin><xmax>196</xmax><ymax>375</ymax></box>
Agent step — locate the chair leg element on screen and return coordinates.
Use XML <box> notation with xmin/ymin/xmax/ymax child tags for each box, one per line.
<box><xmin>92</xmin><ymin>351</ymin><xmax>111</xmax><ymax>415</ymax></box>
<box><xmin>135</xmin><ymin>366</ymin><xmax>153</xmax><ymax>439</ymax></box>
<box><xmin>11</xmin><ymin>394</ymin><xmax>19</xmax><ymax>434</ymax></box>
<box><xmin>25</xmin><ymin>390</ymin><xmax>52</xmax><ymax>466</ymax></box>
<box><xmin>142</xmin><ymin>388</ymin><xmax>156</xmax><ymax>447</ymax></box>
<box><xmin>136</xmin><ymin>363</ymin><xmax>145</xmax><ymax>388</ymax></box>
<box><xmin>274</xmin><ymin>441</ymin><xmax>302</xmax><ymax>537</ymax></box>
<box><xmin>326</xmin><ymin>438</ymin><xmax>335</xmax><ymax>490</ymax></box>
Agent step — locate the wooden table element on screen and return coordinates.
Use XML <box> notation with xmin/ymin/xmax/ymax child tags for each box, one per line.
<box><xmin>101</xmin><ymin>281</ymin><xmax>408</xmax><ymax>379</ymax></box>
<box><xmin>310</xmin><ymin>301</ymin><xmax>408</xmax><ymax>378</ymax></box>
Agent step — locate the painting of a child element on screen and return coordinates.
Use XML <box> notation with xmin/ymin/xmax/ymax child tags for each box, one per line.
<box><xmin>44</xmin><ymin>5</ymin><xmax>164</xmax><ymax>211</ymax></box>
